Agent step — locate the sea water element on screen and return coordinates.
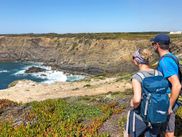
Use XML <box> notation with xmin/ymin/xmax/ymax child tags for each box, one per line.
<box><xmin>0</xmin><ymin>62</ymin><xmax>85</xmax><ymax>90</ymax></box>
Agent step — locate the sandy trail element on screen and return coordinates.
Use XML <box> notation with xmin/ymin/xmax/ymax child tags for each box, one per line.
<box><xmin>0</xmin><ymin>78</ymin><xmax>131</xmax><ymax>103</ymax></box>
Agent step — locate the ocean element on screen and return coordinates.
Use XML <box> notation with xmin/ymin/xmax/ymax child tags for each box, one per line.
<box><xmin>0</xmin><ymin>62</ymin><xmax>85</xmax><ymax>90</ymax></box>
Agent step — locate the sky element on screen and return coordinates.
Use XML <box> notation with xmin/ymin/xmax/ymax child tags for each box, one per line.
<box><xmin>0</xmin><ymin>0</ymin><xmax>182</xmax><ymax>34</ymax></box>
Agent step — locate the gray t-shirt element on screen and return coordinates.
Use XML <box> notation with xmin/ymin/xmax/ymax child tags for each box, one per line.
<box><xmin>132</xmin><ymin>69</ymin><xmax>163</xmax><ymax>83</ymax></box>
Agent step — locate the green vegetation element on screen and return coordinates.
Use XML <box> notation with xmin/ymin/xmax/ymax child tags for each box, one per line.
<box><xmin>0</xmin><ymin>92</ymin><xmax>130</xmax><ymax>137</ymax></box>
<box><xmin>8</xmin><ymin>80</ymin><xmax>20</xmax><ymax>88</ymax></box>
<box><xmin>92</xmin><ymin>73</ymin><xmax>108</xmax><ymax>80</ymax></box>
<box><xmin>0</xmin><ymin>32</ymin><xmax>172</xmax><ymax>40</ymax></box>
<box><xmin>83</xmin><ymin>84</ymin><xmax>92</xmax><ymax>88</ymax></box>
<box><xmin>0</xmin><ymin>83</ymin><xmax>182</xmax><ymax>137</ymax></box>
<box><xmin>0</xmin><ymin>32</ymin><xmax>182</xmax><ymax>136</ymax></box>
<box><xmin>175</xmin><ymin>107</ymin><xmax>182</xmax><ymax>136</ymax></box>
<box><xmin>179</xmin><ymin>59</ymin><xmax>182</xmax><ymax>64</ymax></box>
<box><xmin>116</xmin><ymin>72</ymin><xmax>134</xmax><ymax>82</ymax></box>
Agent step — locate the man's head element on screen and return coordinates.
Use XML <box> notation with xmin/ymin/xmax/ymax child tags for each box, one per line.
<box><xmin>150</xmin><ymin>34</ymin><xmax>170</xmax><ymax>53</ymax></box>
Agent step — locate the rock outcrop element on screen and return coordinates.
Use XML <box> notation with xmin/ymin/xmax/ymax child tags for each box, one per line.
<box><xmin>0</xmin><ymin>35</ymin><xmax>181</xmax><ymax>74</ymax></box>
<box><xmin>25</xmin><ymin>67</ymin><xmax>46</xmax><ymax>73</ymax></box>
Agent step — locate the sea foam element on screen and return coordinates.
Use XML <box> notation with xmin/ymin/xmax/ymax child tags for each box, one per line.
<box><xmin>13</xmin><ymin>63</ymin><xmax>84</xmax><ymax>84</ymax></box>
<box><xmin>0</xmin><ymin>70</ymin><xmax>9</xmax><ymax>73</ymax></box>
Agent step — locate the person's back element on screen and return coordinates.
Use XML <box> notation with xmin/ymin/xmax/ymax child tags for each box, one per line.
<box><xmin>150</xmin><ymin>34</ymin><xmax>182</xmax><ymax>137</ymax></box>
<box><xmin>158</xmin><ymin>52</ymin><xmax>179</xmax><ymax>82</ymax></box>
<box><xmin>135</xmin><ymin>69</ymin><xmax>169</xmax><ymax>123</ymax></box>
<box><xmin>125</xmin><ymin>48</ymin><xmax>168</xmax><ymax>137</ymax></box>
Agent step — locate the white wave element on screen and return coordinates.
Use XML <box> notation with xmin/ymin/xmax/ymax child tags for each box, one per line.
<box><xmin>13</xmin><ymin>62</ymin><xmax>84</xmax><ymax>84</ymax></box>
<box><xmin>25</xmin><ymin>61</ymin><xmax>44</xmax><ymax>66</ymax></box>
<box><xmin>14</xmin><ymin>69</ymin><xmax>26</xmax><ymax>75</ymax></box>
<box><xmin>67</xmin><ymin>74</ymin><xmax>85</xmax><ymax>82</ymax></box>
<box><xmin>0</xmin><ymin>70</ymin><xmax>9</xmax><ymax>73</ymax></box>
<box><xmin>13</xmin><ymin>63</ymin><xmax>49</xmax><ymax>76</ymax></box>
<box><xmin>32</xmin><ymin>71</ymin><xmax>68</xmax><ymax>84</ymax></box>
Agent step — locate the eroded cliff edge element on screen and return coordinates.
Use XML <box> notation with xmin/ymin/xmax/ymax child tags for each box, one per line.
<box><xmin>0</xmin><ymin>35</ymin><xmax>150</xmax><ymax>74</ymax></box>
<box><xmin>0</xmin><ymin>35</ymin><xmax>181</xmax><ymax>75</ymax></box>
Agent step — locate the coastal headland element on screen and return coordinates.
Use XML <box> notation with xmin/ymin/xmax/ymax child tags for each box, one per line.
<box><xmin>0</xmin><ymin>33</ymin><xmax>181</xmax><ymax>136</ymax></box>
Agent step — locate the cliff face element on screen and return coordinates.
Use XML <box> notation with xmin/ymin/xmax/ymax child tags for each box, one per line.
<box><xmin>0</xmin><ymin>36</ymin><xmax>181</xmax><ymax>74</ymax></box>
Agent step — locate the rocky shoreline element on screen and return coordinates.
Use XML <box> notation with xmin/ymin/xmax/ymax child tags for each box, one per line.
<box><xmin>0</xmin><ymin>36</ymin><xmax>149</xmax><ymax>75</ymax></box>
<box><xmin>0</xmin><ymin>34</ymin><xmax>182</xmax><ymax>136</ymax></box>
<box><xmin>1</xmin><ymin>35</ymin><xmax>181</xmax><ymax>75</ymax></box>
<box><xmin>0</xmin><ymin>35</ymin><xmax>181</xmax><ymax>96</ymax></box>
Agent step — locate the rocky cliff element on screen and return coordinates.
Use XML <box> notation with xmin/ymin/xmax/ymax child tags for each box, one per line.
<box><xmin>0</xmin><ymin>35</ymin><xmax>181</xmax><ymax>74</ymax></box>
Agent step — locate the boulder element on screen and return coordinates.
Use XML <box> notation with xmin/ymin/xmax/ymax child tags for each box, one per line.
<box><xmin>25</xmin><ymin>66</ymin><xmax>46</xmax><ymax>73</ymax></box>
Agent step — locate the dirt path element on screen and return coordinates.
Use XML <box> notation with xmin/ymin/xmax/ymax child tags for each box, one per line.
<box><xmin>98</xmin><ymin>97</ymin><xmax>131</xmax><ymax>137</ymax></box>
<box><xmin>0</xmin><ymin>77</ymin><xmax>132</xmax><ymax>103</ymax></box>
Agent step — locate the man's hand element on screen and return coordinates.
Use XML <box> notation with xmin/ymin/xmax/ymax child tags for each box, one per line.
<box><xmin>168</xmin><ymin>105</ymin><xmax>173</xmax><ymax>115</ymax></box>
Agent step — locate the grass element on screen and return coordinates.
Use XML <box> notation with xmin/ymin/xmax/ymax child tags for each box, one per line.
<box><xmin>175</xmin><ymin>107</ymin><xmax>182</xmax><ymax>136</ymax></box>
<box><xmin>83</xmin><ymin>84</ymin><xmax>92</xmax><ymax>88</ymax></box>
<box><xmin>0</xmin><ymin>32</ymin><xmax>181</xmax><ymax>136</ymax></box>
<box><xmin>8</xmin><ymin>80</ymin><xmax>20</xmax><ymax>88</ymax></box>
<box><xmin>179</xmin><ymin>59</ymin><xmax>182</xmax><ymax>64</ymax></box>
<box><xmin>116</xmin><ymin>72</ymin><xmax>134</xmax><ymax>82</ymax></box>
<box><xmin>0</xmin><ymin>89</ymin><xmax>182</xmax><ymax>136</ymax></box>
<box><xmin>0</xmin><ymin>92</ymin><xmax>130</xmax><ymax>137</ymax></box>
<box><xmin>0</xmin><ymin>32</ymin><xmax>173</xmax><ymax>40</ymax></box>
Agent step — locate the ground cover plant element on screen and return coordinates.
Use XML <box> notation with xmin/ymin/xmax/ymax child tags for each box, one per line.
<box><xmin>0</xmin><ymin>91</ymin><xmax>131</xmax><ymax>137</ymax></box>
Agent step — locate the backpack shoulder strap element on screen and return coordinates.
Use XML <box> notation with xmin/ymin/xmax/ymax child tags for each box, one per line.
<box><xmin>159</xmin><ymin>54</ymin><xmax>179</xmax><ymax>65</ymax></box>
<box><xmin>154</xmin><ymin>70</ymin><xmax>159</xmax><ymax>76</ymax></box>
<box><xmin>137</xmin><ymin>70</ymin><xmax>158</xmax><ymax>81</ymax></box>
<box><xmin>159</xmin><ymin>53</ymin><xmax>181</xmax><ymax>80</ymax></box>
<box><xmin>136</xmin><ymin>72</ymin><xmax>145</xmax><ymax>81</ymax></box>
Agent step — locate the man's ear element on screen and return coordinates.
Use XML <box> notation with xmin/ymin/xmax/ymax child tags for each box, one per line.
<box><xmin>156</xmin><ymin>43</ymin><xmax>160</xmax><ymax>49</ymax></box>
<box><xmin>153</xmin><ymin>43</ymin><xmax>159</xmax><ymax>52</ymax></box>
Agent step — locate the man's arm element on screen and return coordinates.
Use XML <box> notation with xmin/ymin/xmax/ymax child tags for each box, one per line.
<box><xmin>168</xmin><ymin>75</ymin><xmax>182</xmax><ymax>113</ymax></box>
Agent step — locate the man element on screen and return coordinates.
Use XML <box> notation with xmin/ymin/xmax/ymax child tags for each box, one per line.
<box><xmin>150</xmin><ymin>34</ymin><xmax>182</xmax><ymax>137</ymax></box>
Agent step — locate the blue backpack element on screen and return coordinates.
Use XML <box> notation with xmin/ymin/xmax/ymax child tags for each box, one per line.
<box><xmin>137</xmin><ymin>70</ymin><xmax>169</xmax><ymax>124</ymax></box>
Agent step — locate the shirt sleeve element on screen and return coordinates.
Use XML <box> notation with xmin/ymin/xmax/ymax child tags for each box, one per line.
<box><xmin>159</xmin><ymin>57</ymin><xmax>178</xmax><ymax>78</ymax></box>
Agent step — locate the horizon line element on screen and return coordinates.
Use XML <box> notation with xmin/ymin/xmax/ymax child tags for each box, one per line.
<box><xmin>0</xmin><ymin>31</ymin><xmax>171</xmax><ymax>35</ymax></box>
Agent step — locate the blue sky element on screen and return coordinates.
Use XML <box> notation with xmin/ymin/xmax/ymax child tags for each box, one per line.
<box><xmin>0</xmin><ymin>0</ymin><xmax>182</xmax><ymax>34</ymax></box>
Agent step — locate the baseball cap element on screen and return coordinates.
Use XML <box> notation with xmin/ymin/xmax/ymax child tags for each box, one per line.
<box><xmin>150</xmin><ymin>34</ymin><xmax>170</xmax><ymax>45</ymax></box>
